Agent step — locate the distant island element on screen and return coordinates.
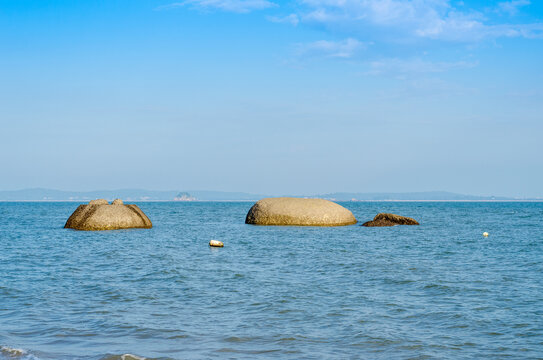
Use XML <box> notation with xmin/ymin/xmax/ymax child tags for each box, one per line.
<box><xmin>0</xmin><ymin>188</ymin><xmax>266</xmax><ymax>201</ymax></box>
<box><xmin>0</xmin><ymin>188</ymin><xmax>540</xmax><ymax>201</ymax></box>
<box><xmin>173</xmin><ymin>192</ymin><xmax>197</xmax><ymax>201</ymax></box>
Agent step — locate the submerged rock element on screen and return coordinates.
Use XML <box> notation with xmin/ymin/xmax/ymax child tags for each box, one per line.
<box><xmin>64</xmin><ymin>199</ymin><xmax>152</xmax><ymax>231</ymax></box>
<box><xmin>245</xmin><ymin>197</ymin><xmax>357</xmax><ymax>226</ymax></box>
<box><xmin>362</xmin><ymin>213</ymin><xmax>419</xmax><ymax>227</ymax></box>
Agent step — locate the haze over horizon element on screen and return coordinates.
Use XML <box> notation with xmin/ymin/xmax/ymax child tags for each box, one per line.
<box><xmin>0</xmin><ymin>187</ymin><xmax>531</xmax><ymax>201</ymax></box>
<box><xmin>0</xmin><ymin>187</ymin><xmax>534</xmax><ymax>201</ymax></box>
<box><xmin>1</xmin><ymin>1</ymin><xmax>542</xmax><ymax>198</ymax></box>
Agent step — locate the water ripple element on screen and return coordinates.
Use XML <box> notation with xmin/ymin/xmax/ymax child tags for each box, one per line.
<box><xmin>1</xmin><ymin>201</ymin><xmax>542</xmax><ymax>359</ymax></box>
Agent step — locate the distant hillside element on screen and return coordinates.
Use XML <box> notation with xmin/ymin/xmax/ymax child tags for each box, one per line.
<box><xmin>0</xmin><ymin>188</ymin><xmax>531</xmax><ymax>201</ymax></box>
<box><xmin>317</xmin><ymin>191</ymin><xmax>514</xmax><ymax>201</ymax></box>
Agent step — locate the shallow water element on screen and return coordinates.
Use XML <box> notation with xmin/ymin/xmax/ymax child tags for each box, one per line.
<box><xmin>1</xmin><ymin>201</ymin><xmax>542</xmax><ymax>359</ymax></box>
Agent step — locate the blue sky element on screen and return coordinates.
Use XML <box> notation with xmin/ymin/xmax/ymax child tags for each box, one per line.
<box><xmin>0</xmin><ymin>0</ymin><xmax>542</xmax><ymax>197</ymax></box>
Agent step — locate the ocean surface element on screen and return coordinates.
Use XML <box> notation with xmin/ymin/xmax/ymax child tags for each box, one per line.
<box><xmin>1</xmin><ymin>201</ymin><xmax>542</xmax><ymax>359</ymax></box>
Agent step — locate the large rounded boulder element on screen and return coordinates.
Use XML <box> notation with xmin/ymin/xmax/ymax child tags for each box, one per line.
<box><xmin>64</xmin><ymin>199</ymin><xmax>152</xmax><ymax>231</ymax></box>
<box><xmin>362</xmin><ymin>213</ymin><xmax>419</xmax><ymax>227</ymax></box>
<box><xmin>245</xmin><ymin>197</ymin><xmax>357</xmax><ymax>226</ymax></box>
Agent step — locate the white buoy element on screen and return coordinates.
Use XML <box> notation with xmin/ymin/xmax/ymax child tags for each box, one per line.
<box><xmin>483</xmin><ymin>232</ymin><xmax>489</xmax><ymax>237</ymax></box>
<box><xmin>209</xmin><ymin>240</ymin><xmax>224</xmax><ymax>247</ymax></box>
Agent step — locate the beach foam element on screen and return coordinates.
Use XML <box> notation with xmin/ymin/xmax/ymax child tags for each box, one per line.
<box><xmin>101</xmin><ymin>354</ymin><xmax>148</xmax><ymax>360</ymax></box>
<box><xmin>0</xmin><ymin>346</ymin><xmax>39</xmax><ymax>360</ymax></box>
<box><xmin>1</xmin><ymin>346</ymin><xmax>27</xmax><ymax>357</ymax></box>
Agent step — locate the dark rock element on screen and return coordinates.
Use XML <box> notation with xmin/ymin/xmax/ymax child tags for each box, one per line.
<box><xmin>362</xmin><ymin>213</ymin><xmax>419</xmax><ymax>227</ymax></box>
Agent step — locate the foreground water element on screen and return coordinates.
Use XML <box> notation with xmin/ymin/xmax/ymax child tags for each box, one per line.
<box><xmin>1</xmin><ymin>201</ymin><xmax>542</xmax><ymax>359</ymax></box>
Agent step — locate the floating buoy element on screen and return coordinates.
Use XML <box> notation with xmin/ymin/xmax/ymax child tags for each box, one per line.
<box><xmin>209</xmin><ymin>240</ymin><xmax>224</xmax><ymax>247</ymax></box>
<box><xmin>483</xmin><ymin>232</ymin><xmax>489</xmax><ymax>237</ymax></box>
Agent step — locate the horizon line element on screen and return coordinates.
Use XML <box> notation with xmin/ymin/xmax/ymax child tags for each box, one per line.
<box><xmin>0</xmin><ymin>187</ymin><xmax>529</xmax><ymax>197</ymax></box>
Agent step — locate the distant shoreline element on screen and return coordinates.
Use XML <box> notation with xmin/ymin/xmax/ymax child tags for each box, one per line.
<box><xmin>1</xmin><ymin>199</ymin><xmax>542</xmax><ymax>203</ymax></box>
<box><xmin>1</xmin><ymin>188</ymin><xmax>540</xmax><ymax>202</ymax></box>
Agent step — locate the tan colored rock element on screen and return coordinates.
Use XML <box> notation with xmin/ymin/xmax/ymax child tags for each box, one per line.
<box><xmin>64</xmin><ymin>199</ymin><xmax>152</xmax><ymax>231</ymax></box>
<box><xmin>112</xmin><ymin>198</ymin><xmax>124</xmax><ymax>205</ymax></box>
<box><xmin>362</xmin><ymin>213</ymin><xmax>419</xmax><ymax>227</ymax></box>
<box><xmin>245</xmin><ymin>197</ymin><xmax>357</xmax><ymax>226</ymax></box>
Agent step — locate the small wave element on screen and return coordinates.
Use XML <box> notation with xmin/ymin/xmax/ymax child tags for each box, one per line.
<box><xmin>101</xmin><ymin>354</ymin><xmax>148</xmax><ymax>360</ymax></box>
<box><xmin>223</xmin><ymin>336</ymin><xmax>257</xmax><ymax>343</ymax></box>
<box><xmin>0</xmin><ymin>346</ymin><xmax>39</xmax><ymax>360</ymax></box>
<box><xmin>1</xmin><ymin>349</ymin><xmax>155</xmax><ymax>360</ymax></box>
<box><xmin>1</xmin><ymin>346</ymin><xmax>27</xmax><ymax>357</ymax></box>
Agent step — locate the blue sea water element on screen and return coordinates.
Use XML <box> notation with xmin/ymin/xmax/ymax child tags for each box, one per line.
<box><xmin>0</xmin><ymin>201</ymin><xmax>542</xmax><ymax>359</ymax></box>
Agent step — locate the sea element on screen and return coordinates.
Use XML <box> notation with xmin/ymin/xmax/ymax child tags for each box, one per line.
<box><xmin>0</xmin><ymin>201</ymin><xmax>542</xmax><ymax>359</ymax></box>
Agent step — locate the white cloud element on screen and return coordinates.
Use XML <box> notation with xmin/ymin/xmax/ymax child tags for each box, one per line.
<box><xmin>483</xmin><ymin>22</ymin><xmax>543</xmax><ymax>39</ymax></box>
<box><xmin>300</xmin><ymin>0</ymin><xmax>451</xmax><ymax>27</ymax></box>
<box><xmin>497</xmin><ymin>0</ymin><xmax>530</xmax><ymax>15</ymax></box>
<box><xmin>267</xmin><ymin>14</ymin><xmax>299</xmax><ymax>26</ymax></box>
<box><xmin>163</xmin><ymin>0</ymin><xmax>541</xmax><ymax>41</ymax></box>
<box><xmin>363</xmin><ymin>58</ymin><xmax>478</xmax><ymax>76</ymax></box>
<box><xmin>162</xmin><ymin>0</ymin><xmax>276</xmax><ymax>13</ymax></box>
<box><xmin>297</xmin><ymin>38</ymin><xmax>366</xmax><ymax>58</ymax></box>
<box><xmin>292</xmin><ymin>0</ymin><xmax>543</xmax><ymax>41</ymax></box>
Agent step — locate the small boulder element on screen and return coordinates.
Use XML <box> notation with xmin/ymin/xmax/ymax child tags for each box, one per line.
<box><xmin>245</xmin><ymin>197</ymin><xmax>357</xmax><ymax>226</ymax></box>
<box><xmin>112</xmin><ymin>198</ymin><xmax>124</xmax><ymax>205</ymax></box>
<box><xmin>362</xmin><ymin>213</ymin><xmax>419</xmax><ymax>227</ymax></box>
<box><xmin>65</xmin><ymin>199</ymin><xmax>152</xmax><ymax>231</ymax></box>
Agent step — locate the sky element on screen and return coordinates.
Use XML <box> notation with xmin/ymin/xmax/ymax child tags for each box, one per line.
<box><xmin>0</xmin><ymin>0</ymin><xmax>542</xmax><ymax>197</ymax></box>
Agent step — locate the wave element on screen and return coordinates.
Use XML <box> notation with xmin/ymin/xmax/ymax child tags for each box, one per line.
<box><xmin>1</xmin><ymin>347</ymin><xmax>153</xmax><ymax>360</ymax></box>
<box><xmin>0</xmin><ymin>346</ymin><xmax>39</xmax><ymax>360</ymax></box>
<box><xmin>101</xmin><ymin>355</ymin><xmax>149</xmax><ymax>360</ymax></box>
<box><xmin>1</xmin><ymin>346</ymin><xmax>27</xmax><ymax>357</ymax></box>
